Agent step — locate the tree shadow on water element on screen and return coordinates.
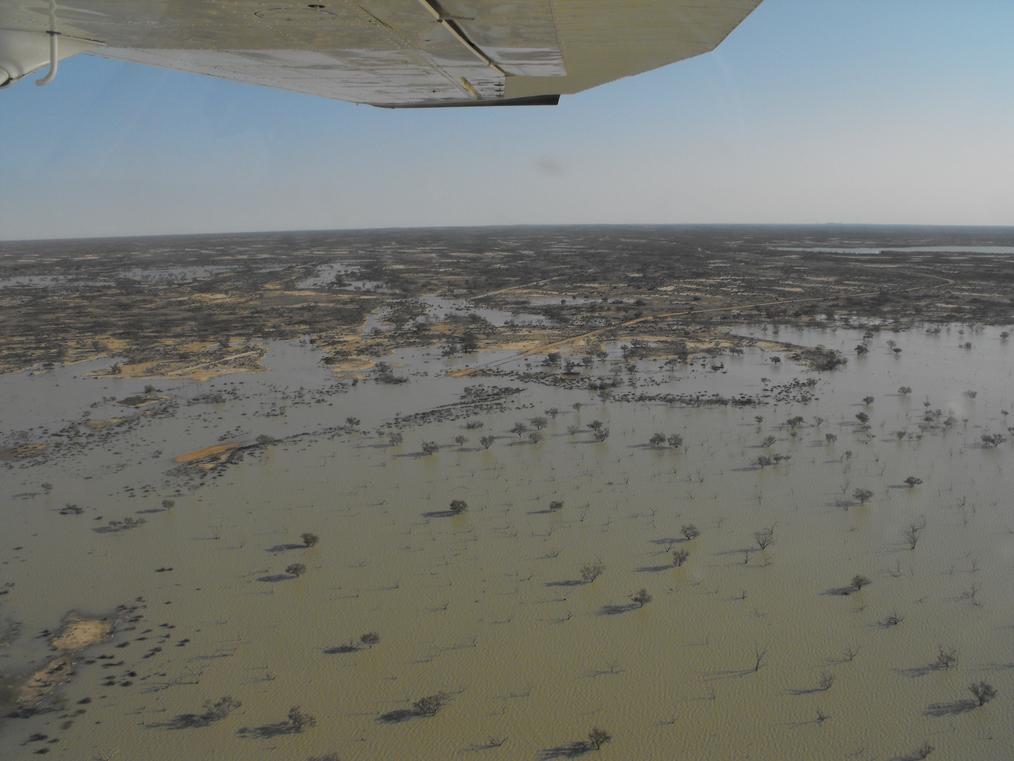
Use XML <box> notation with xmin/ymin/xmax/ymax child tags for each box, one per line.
<box><xmin>322</xmin><ymin>644</ymin><xmax>361</xmax><ymax>655</ymax></box>
<box><xmin>265</xmin><ymin>543</ymin><xmax>305</xmax><ymax>553</ymax></box>
<box><xmin>237</xmin><ymin>707</ymin><xmax>315</xmax><ymax>738</ymax></box>
<box><xmin>376</xmin><ymin>708</ymin><xmax>418</xmax><ymax>724</ymax></box>
<box><xmin>257</xmin><ymin>573</ymin><xmax>296</xmax><ymax>583</ymax></box>
<box><xmin>599</xmin><ymin>602</ymin><xmax>640</xmax><ymax>616</ymax></box>
<box><xmin>924</xmin><ymin>699</ymin><xmax>977</xmax><ymax>717</ymax></box>
<box><xmin>545</xmin><ymin>579</ymin><xmax>584</xmax><ymax>588</ymax></box>
<box><xmin>635</xmin><ymin>564</ymin><xmax>672</xmax><ymax>573</ymax></box>
<box><xmin>539</xmin><ymin>741</ymin><xmax>593</xmax><ymax>759</ymax></box>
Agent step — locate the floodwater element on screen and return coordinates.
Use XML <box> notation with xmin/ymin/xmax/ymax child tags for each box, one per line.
<box><xmin>772</xmin><ymin>245</ymin><xmax>1014</xmax><ymax>255</ymax></box>
<box><xmin>1</xmin><ymin>324</ymin><xmax>1013</xmax><ymax>760</ymax></box>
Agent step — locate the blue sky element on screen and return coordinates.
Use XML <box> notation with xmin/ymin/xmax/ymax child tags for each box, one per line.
<box><xmin>2</xmin><ymin>0</ymin><xmax>1013</xmax><ymax>240</ymax></box>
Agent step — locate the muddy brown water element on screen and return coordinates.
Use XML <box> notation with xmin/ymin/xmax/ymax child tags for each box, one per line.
<box><xmin>1</xmin><ymin>324</ymin><xmax>1012</xmax><ymax>760</ymax></box>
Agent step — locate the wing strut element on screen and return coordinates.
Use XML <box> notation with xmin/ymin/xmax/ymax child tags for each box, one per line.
<box><xmin>35</xmin><ymin>31</ymin><xmax>59</xmax><ymax>86</ymax></box>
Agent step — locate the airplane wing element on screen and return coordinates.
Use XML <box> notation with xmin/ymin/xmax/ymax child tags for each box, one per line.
<box><xmin>0</xmin><ymin>1</ymin><xmax>761</xmax><ymax>106</ymax></box>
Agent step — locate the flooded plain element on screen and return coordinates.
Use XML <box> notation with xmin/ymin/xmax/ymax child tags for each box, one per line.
<box><xmin>2</xmin><ymin>324</ymin><xmax>1013</xmax><ymax>761</ymax></box>
<box><xmin>2</xmin><ymin>226</ymin><xmax>1014</xmax><ymax>760</ymax></box>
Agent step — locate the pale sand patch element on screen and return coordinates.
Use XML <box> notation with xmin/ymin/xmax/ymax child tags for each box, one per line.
<box><xmin>0</xmin><ymin>442</ymin><xmax>47</xmax><ymax>460</ymax></box>
<box><xmin>17</xmin><ymin>656</ymin><xmax>74</xmax><ymax>706</ymax></box>
<box><xmin>51</xmin><ymin>615</ymin><xmax>113</xmax><ymax>652</ymax></box>
<box><xmin>175</xmin><ymin>442</ymin><xmax>242</xmax><ymax>465</ymax></box>
<box><xmin>16</xmin><ymin>615</ymin><xmax>113</xmax><ymax>707</ymax></box>
<box><xmin>327</xmin><ymin>357</ymin><xmax>375</xmax><ymax>378</ymax></box>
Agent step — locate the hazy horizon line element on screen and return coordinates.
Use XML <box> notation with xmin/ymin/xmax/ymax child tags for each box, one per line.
<box><xmin>5</xmin><ymin>221</ymin><xmax>1014</xmax><ymax>245</ymax></box>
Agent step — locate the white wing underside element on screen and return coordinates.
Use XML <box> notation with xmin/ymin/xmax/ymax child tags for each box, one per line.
<box><xmin>0</xmin><ymin>0</ymin><xmax>761</xmax><ymax>106</ymax></box>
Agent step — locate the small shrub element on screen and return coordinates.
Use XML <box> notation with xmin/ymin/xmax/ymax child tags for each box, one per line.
<box><xmin>548</xmin><ymin>500</ymin><xmax>564</xmax><ymax>512</ymax></box>
<box><xmin>935</xmin><ymin>646</ymin><xmax>957</xmax><ymax>670</ymax></box>
<box><xmin>969</xmin><ymin>681</ymin><xmax>996</xmax><ymax>706</ymax></box>
<box><xmin>852</xmin><ymin>488</ymin><xmax>873</xmax><ymax>505</ymax></box>
<box><xmin>681</xmin><ymin>524</ymin><xmax>700</xmax><ymax>541</ymax></box>
<box><xmin>630</xmin><ymin>588</ymin><xmax>652</xmax><ymax>607</ymax></box>
<box><xmin>301</xmin><ymin>533</ymin><xmax>319</xmax><ymax>548</ymax></box>
<box><xmin>580</xmin><ymin>563</ymin><xmax>604</xmax><ymax>584</ymax></box>
<box><xmin>754</xmin><ymin>527</ymin><xmax>774</xmax><ymax>550</ymax></box>
<box><xmin>880</xmin><ymin>611</ymin><xmax>904</xmax><ymax>627</ymax></box>
<box><xmin>587</xmin><ymin>727</ymin><xmax>612</xmax><ymax>750</ymax></box>
<box><xmin>672</xmin><ymin>549</ymin><xmax>689</xmax><ymax>567</ymax></box>
<box><xmin>413</xmin><ymin>693</ymin><xmax>446</xmax><ymax>717</ymax></box>
<box><xmin>287</xmin><ymin>706</ymin><xmax>316</xmax><ymax>732</ymax></box>
<box><xmin>449</xmin><ymin>500</ymin><xmax>468</xmax><ymax>515</ymax></box>
<box><xmin>851</xmin><ymin>574</ymin><xmax>872</xmax><ymax>591</ymax></box>
<box><xmin>359</xmin><ymin>632</ymin><xmax>380</xmax><ymax>647</ymax></box>
<box><xmin>286</xmin><ymin>563</ymin><xmax>307</xmax><ymax>578</ymax></box>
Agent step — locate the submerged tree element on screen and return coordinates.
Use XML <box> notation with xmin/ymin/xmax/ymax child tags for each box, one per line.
<box><xmin>851</xmin><ymin>574</ymin><xmax>872</xmax><ymax>592</ymax></box>
<box><xmin>969</xmin><ymin>681</ymin><xmax>997</xmax><ymax>707</ymax></box>
<box><xmin>587</xmin><ymin>727</ymin><xmax>612</xmax><ymax>751</ymax></box>
<box><xmin>630</xmin><ymin>588</ymin><xmax>652</xmax><ymax>607</ymax></box>
<box><xmin>754</xmin><ymin>527</ymin><xmax>775</xmax><ymax>551</ymax></box>
<box><xmin>935</xmin><ymin>646</ymin><xmax>957</xmax><ymax>670</ymax></box>
<box><xmin>580</xmin><ymin>563</ymin><xmax>605</xmax><ymax>584</ymax></box>
<box><xmin>852</xmin><ymin>488</ymin><xmax>873</xmax><ymax>505</ymax></box>
<box><xmin>903</xmin><ymin>520</ymin><xmax>926</xmax><ymax>550</ymax></box>
<box><xmin>413</xmin><ymin>693</ymin><xmax>447</xmax><ymax>717</ymax></box>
